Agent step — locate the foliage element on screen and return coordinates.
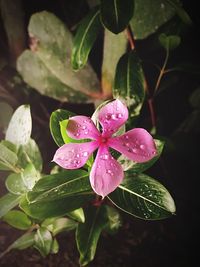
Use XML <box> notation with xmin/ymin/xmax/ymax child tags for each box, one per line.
<box><xmin>0</xmin><ymin>0</ymin><xmax>194</xmax><ymax>265</ymax></box>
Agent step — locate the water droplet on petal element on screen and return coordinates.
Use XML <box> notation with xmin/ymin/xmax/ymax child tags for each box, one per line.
<box><xmin>106</xmin><ymin>169</ymin><xmax>114</xmax><ymax>176</ymax></box>
<box><xmin>105</xmin><ymin>114</ymin><xmax>112</xmax><ymax>120</ymax></box>
<box><xmin>82</xmin><ymin>125</ymin><xmax>87</xmax><ymax>130</ymax></box>
<box><xmin>84</xmin><ymin>130</ymin><xmax>88</xmax><ymax>134</ymax></box>
<box><xmin>132</xmin><ymin>148</ymin><xmax>138</xmax><ymax>153</ymax></box>
<box><xmin>75</xmin><ymin>133</ymin><xmax>80</xmax><ymax>137</ymax></box>
<box><xmin>140</xmin><ymin>144</ymin><xmax>145</xmax><ymax>150</ymax></box>
<box><xmin>100</xmin><ymin>154</ymin><xmax>109</xmax><ymax>160</ymax></box>
<box><xmin>82</xmin><ymin>151</ymin><xmax>89</xmax><ymax>157</ymax></box>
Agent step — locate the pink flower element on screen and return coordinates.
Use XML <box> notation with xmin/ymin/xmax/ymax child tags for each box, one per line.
<box><xmin>53</xmin><ymin>99</ymin><xmax>157</xmax><ymax>198</ymax></box>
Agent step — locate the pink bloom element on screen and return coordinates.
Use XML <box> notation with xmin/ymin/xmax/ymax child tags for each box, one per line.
<box><xmin>53</xmin><ymin>99</ymin><xmax>157</xmax><ymax>198</ymax></box>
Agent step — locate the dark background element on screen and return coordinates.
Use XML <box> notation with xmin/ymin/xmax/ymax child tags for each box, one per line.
<box><xmin>0</xmin><ymin>1</ymin><xmax>200</xmax><ymax>266</ymax></box>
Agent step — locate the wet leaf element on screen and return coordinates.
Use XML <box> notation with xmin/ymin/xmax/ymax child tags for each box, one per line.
<box><xmin>100</xmin><ymin>0</ymin><xmax>134</xmax><ymax>34</ymax></box>
<box><xmin>71</xmin><ymin>7</ymin><xmax>101</xmax><ymax>70</ymax></box>
<box><xmin>3</xmin><ymin>210</ymin><xmax>32</xmax><ymax>230</ymax></box>
<box><xmin>5</xmin><ymin>105</ymin><xmax>32</xmax><ymax>146</ymax></box>
<box><xmin>108</xmin><ymin>173</ymin><xmax>176</xmax><ymax>220</ymax></box>
<box><xmin>0</xmin><ymin>193</ymin><xmax>21</xmax><ymax>218</ymax></box>
<box><xmin>17</xmin><ymin>11</ymin><xmax>100</xmax><ymax>103</ymax></box>
<box><xmin>130</xmin><ymin>0</ymin><xmax>176</xmax><ymax>39</ymax></box>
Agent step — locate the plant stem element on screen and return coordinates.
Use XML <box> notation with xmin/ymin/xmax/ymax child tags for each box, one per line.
<box><xmin>125</xmin><ymin>25</ymin><xmax>135</xmax><ymax>50</ymax></box>
<box><xmin>125</xmin><ymin>25</ymin><xmax>157</xmax><ymax>130</ymax></box>
<box><xmin>154</xmin><ymin>49</ymin><xmax>169</xmax><ymax>94</ymax></box>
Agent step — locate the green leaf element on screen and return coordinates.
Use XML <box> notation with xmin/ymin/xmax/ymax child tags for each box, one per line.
<box><xmin>76</xmin><ymin>206</ymin><xmax>109</xmax><ymax>266</ymax></box>
<box><xmin>130</xmin><ymin>0</ymin><xmax>176</xmax><ymax>39</ymax></box>
<box><xmin>67</xmin><ymin>208</ymin><xmax>85</xmax><ymax>223</ymax></box>
<box><xmin>0</xmin><ymin>142</ymin><xmax>18</xmax><ymax>171</ymax></box>
<box><xmin>17</xmin><ymin>138</ymin><xmax>43</xmax><ymax>172</ymax></box>
<box><xmin>17</xmin><ymin>11</ymin><xmax>100</xmax><ymax>103</ymax></box>
<box><xmin>113</xmin><ymin>51</ymin><xmax>145</xmax><ymax>124</ymax></box>
<box><xmin>6</xmin><ymin>163</ymin><xmax>40</xmax><ymax>195</ymax></box>
<box><xmin>9</xmin><ymin>232</ymin><xmax>35</xmax><ymax>250</ymax></box>
<box><xmin>100</xmin><ymin>0</ymin><xmax>134</xmax><ymax>34</ymax></box>
<box><xmin>108</xmin><ymin>173</ymin><xmax>176</xmax><ymax>220</ymax></box>
<box><xmin>27</xmin><ymin>170</ymin><xmax>92</xmax><ymax>203</ymax></box>
<box><xmin>51</xmin><ymin>238</ymin><xmax>59</xmax><ymax>254</ymax></box>
<box><xmin>3</xmin><ymin>210</ymin><xmax>32</xmax><ymax>230</ymax></box>
<box><xmin>42</xmin><ymin>217</ymin><xmax>77</xmax><ymax>236</ymax></box>
<box><xmin>34</xmin><ymin>227</ymin><xmax>53</xmax><ymax>257</ymax></box>
<box><xmin>101</xmin><ymin>29</ymin><xmax>127</xmax><ymax>95</ymax></box>
<box><xmin>50</xmin><ymin>109</ymin><xmax>75</xmax><ymax>147</ymax></box>
<box><xmin>0</xmin><ymin>102</ymin><xmax>13</xmax><ymax>132</ymax></box>
<box><xmin>71</xmin><ymin>7</ymin><xmax>101</xmax><ymax>70</ymax></box>
<box><xmin>165</xmin><ymin>0</ymin><xmax>192</xmax><ymax>25</ymax></box>
<box><xmin>159</xmin><ymin>33</ymin><xmax>181</xmax><ymax>51</ymax></box>
<box><xmin>20</xmin><ymin>194</ymin><xmax>92</xmax><ymax>220</ymax></box>
<box><xmin>104</xmin><ymin>205</ymin><xmax>122</xmax><ymax>234</ymax></box>
<box><xmin>5</xmin><ymin>105</ymin><xmax>32</xmax><ymax>146</ymax></box>
<box><xmin>0</xmin><ymin>193</ymin><xmax>21</xmax><ymax>218</ymax></box>
<box><xmin>118</xmin><ymin>139</ymin><xmax>164</xmax><ymax>172</ymax></box>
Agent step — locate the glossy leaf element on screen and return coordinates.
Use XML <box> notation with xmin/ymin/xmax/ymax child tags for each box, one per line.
<box><xmin>108</xmin><ymin>173</ymin><xmax>176</xmax><ymax>220</ymax></box>
<box><xmin>6</xmin><ymin>163</ymin><xmax>40</xmax><ymax>195</ymax></box>
<box><xmin>10</xmin><ymin>232</ymin><xmax>35</xmax><ymax>250</ymax></box>
<box><xmin>34</xmin><ymin>227</ymin><xmax>53</xmax><ymax>257</ymax></box>
<box><xmin>0</xmin><ymin>142</ymin><xmax>18</xmax><ymax>171</ymax></box>
<box><xmin>50</xmin><ymin>109</ymin><xmax>75</xmax><ymax>146</ymax></box>
<box><xmin>104</xmin><ymin>205</ymin><xmax>121</xmax><ymax>234</ymax></box>
<box><xmin>101</xmin><ymin>29</ymin><xmax>127</xmax><ymax>95</ymax></box>
<box><xmin>159</xmin><ymin>33</ymin><xmax>181</xmax><ymax>51</ymax></box>
<box><xmin>3</xmin><ymin>210</ymin><xmax>32</xmax><ymax>230</ymax></box>
<box><xmin>113</xmin><ymin>51</ymin><xmax>145</xmax><ymax>124</ymax></box>
<box><xmin>17</xmin><ymin>11</ymin><xmax>100</xmax><ymax>103</ymax></box>
<box><xmin>17</xmin><ymin>138</ymin><xmax>43</xmax><ymax>172</ymax></box>
<box><xmin>0</xmin><ymin>193</ymin><xmax>21</xmax><ymax>218</ymax></box>
<box><xmin>5</xmin><ymin>105</ymin><xmax>32</xmax><ymax>146</ymax></box>
<box><xmin>76</xmin><ymin>206</ymin><xmax>109</xmax><ymax>266</ymax></box>
<box><xmin>27</xmin><ymin>170</ymin><xmax>92</xmax><ymax>203</ymax></box>
<box><xmin>118</xmin><ymin>139</ymin><xmax>164</xmax><ymax>172</ymax></box>
<box><xmin>71</xmin><ymin>7</ymin><xmax>101</xmax><ymax>70</ymax></box>
<box><xmin>51</xmin><ymin>238</ymin><xmax>59</xmax><ymax>254</ymax></box>
<box><xmin>100</xmin><ymin>0</ymin><xmax>134</xmax><ymax>34</ymax></box>
<box><xmin>42</xmin><ymin>217</ymin><xmax>77</xmax><ymax>236</ymax></box>
<box><xmin>20</xmin><ymin>194</ymin><xmax>92</xmax><ymax>220</ymax></box>
<box><xmin>130</xmin><ymin>0</ymin><xmax>176</xmax><ymax>39</ymax></box>
<box><xmin>67</xmin><ymin>208</ymin><xmax>85</xmax><ymax>223</ymax></box>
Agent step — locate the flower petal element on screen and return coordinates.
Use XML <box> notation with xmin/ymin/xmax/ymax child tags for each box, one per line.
<box><xmin>98</xmin><ymin>99</ymin><xmax>128</xmax><ymax>137</ymax></box>
<box><xmin>90</xmin><ymin>146</ymin><xmax>124</xmax><ymax>198</ymax></box>
<box><xmin>109</xmin><ymin>128</ymin><xmax>157</xmax><ymax>162</ymax></box>
<box><xmin>53</xmin><ymin>141</ymin><xmax>98</xmax><ymax>169</ymax></box>
<box><xmin>67</xmin><ymin>116</ymin><xmax>100</xmax><ymax>140</ymax></box>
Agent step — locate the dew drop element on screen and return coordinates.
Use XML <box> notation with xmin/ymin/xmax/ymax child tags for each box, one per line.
<box><xmin>82</xmin><ymin>125</ymin><xmax>87</xmax><ymax>130</ymax></box>
<box><xmin>106</xmin><ymin>169</ymin><xmax>114</xmax><ymax>176</ymax></box>
<box><xmin>100</xmin><ymin>154</ymin><xmax>109</xmax><ymax>160</ymax></box>
<box><xmin>75</xmin><ymin>133</ymin><xmax>80</xmax><ymax>137</ymax></box>
<box><xmin>84</xmin><ymin>130</ymin><xmax>89</xmax><ymax>134</ymax></box>
<box><xmin>76</xmin><ymin>153</ymin><xmax>80</xmax><ymax>158</ymax></box>
<box><xmin>105</xmin><ymin>113</ymin><xmax>112</xmax><ymax>120</ymax></box>
<box><xmin>140</xmin><ymin>144</ymin><xmax>145</xmax><ymax>150</ymax></box>
<box><xmin>132</xmin><ymin>148</ymin><xmax>138</xmax><ymax>153</ymax></box>
<box><xmin>82</xmin><ymin>151</ymin><xmax>89</xmax><ymax>157</ymax></box>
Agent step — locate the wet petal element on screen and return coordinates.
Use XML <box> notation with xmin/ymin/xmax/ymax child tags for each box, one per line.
<box><xmin>53</xmin><ymin>141</ymin><xmax>98</xmax><ymax>169</ymax></box>
<box><xmin>98</xmin><ymin>99</ymin><xmax>128</xmax><ymax>137</ymax></box>
<box><xmin>67</xmin><ymin>116</ymin><xmax>100</xmax><ymax>140</ymax></box>
<box><xmin>109</xmin><ymin>128</ymin><xmax>157</xmax><ymax>162</ymax></box>
<box><xmin>90</xmin><ymin>146</ymin><xmax>124</xmax><ymax>198</ymax></box>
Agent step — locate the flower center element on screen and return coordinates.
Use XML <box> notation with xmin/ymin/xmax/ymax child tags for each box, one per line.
<box><xmin>98</xmin><ymin>136</ymin><xmax>108</xmax><ymax>145</ymax></box>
